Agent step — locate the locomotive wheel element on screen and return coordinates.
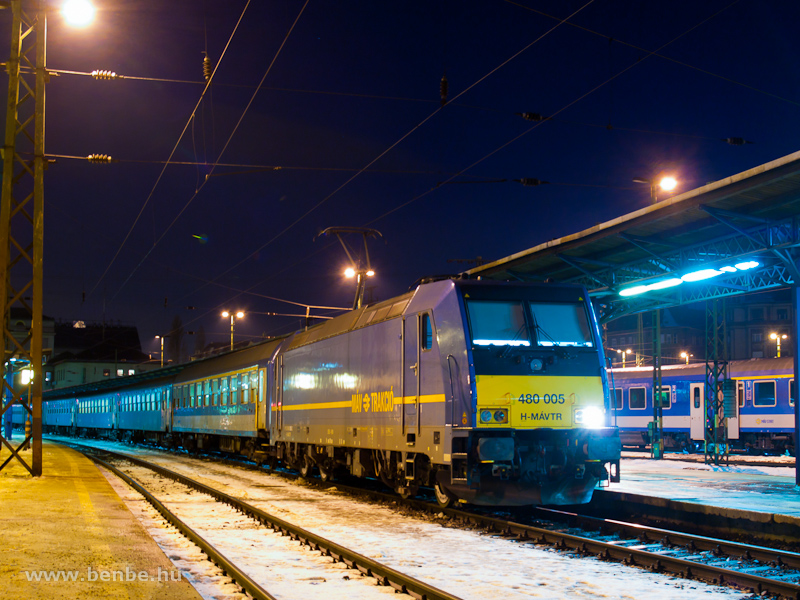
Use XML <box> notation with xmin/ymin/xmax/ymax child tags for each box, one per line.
<box><xmin>318</xmin><ymin>463</ymin><xmax>333</xmax><ymax>482</ymax></box>
<box><xmin>397</xmin><ymin>484</ymin><xmax>419</xmax><ymax>500</ymax></box>
<box><xmin>434</xmin><ymin>480</ymin><xmax>455</xmax><ymax>508</ymax></box>
<box><xmin>299</xmin><ymin>456</ymin><xmax>313</xmax><ymax>478</ymax></box>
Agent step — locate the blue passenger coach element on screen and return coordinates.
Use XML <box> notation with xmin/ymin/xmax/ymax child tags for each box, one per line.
<box><xmin>609</xmin><ymin>357</ymin><xmax>796</xmax><ymax>453</ymax></box>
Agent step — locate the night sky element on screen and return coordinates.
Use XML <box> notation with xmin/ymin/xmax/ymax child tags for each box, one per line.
<box><xmin>4</xmin><ymin>0</ymin><xmax>800</xmax><ymax>358</ymax></box>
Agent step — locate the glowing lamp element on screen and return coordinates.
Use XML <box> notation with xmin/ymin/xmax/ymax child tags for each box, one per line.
<box><xmin>659</xmin><ymin>176</ymin><xmax>677</xmax><ymax>192</ymax></box>
<box><xmin>344</xmin><ymin>268</ymin><xmax>356</xmax><ymax>278</ymax></box>
<box><xmin>62</xmin><ymin>0</ymin><xmax>95</xmax><ymax>26</ymax></box>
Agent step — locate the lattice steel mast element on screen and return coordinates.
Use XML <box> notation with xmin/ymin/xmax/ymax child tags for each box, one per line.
<box><xmin>0</xmin><ymin>0</ymin><xmax>46</xmax><ymax>475</ymax></box>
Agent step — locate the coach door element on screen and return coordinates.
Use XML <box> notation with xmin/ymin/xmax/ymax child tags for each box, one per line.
<box><xmin>689</xmin><ymin>383</ymin><xmax>704</xmax><ymax>441</ymax></box>
<box><xmin>257</xmin><ymin>367</ymin><xmax>268</xmax><ymax>430</ymax></box>
<box><xmin>403</xmin><ymin>312</ymin><xmax>436</xmax><ymax>440</ymax></box>
<box><xmin>403</xmin><ymin>315</ymin><xmax>419</xmax><ymax>436</ymax></box>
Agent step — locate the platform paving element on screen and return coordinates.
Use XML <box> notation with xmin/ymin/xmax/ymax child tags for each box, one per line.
<box><xmin>0</xmin><ymin>441</ymin><xmax>201</xmax><ymax>600</ymax></box>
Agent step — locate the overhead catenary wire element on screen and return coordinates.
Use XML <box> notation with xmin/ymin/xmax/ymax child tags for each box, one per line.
<box><xmin>362</xmin><ymin>0</ymin><xmax>743</xmax><ymax>227</ymax></box>
<box><xmin>86</xmin><ymin>0</ymin><xmax>255</xmax><ymax>302</ymax></box>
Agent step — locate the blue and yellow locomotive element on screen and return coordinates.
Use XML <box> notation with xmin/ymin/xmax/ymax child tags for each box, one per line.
<box><xmin>30</xmin><ymin>278</ymin><xmax>621</xmax><ymax>506</ymax></box>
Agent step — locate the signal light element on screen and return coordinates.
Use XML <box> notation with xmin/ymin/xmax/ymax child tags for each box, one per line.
<box><xmin>91</xmin><ymin>70</ymin><xmax>118</xmax><ymax>80</ymax></box>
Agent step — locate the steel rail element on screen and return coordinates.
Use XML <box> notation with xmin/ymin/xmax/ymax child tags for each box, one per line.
<box><xmin>534</xmin><ymin>506</ymin><xmax>800</xmax><ymax>570</ymax></box>
<box><xmin>65</xmin><ymin>439</ymin><xmax>800</xmax><ymax>598</ymax></box>
<box><xmin>441</xmin><ymin>508</ymin><xmax>800</xmax><ymax>600</ymax></box>
<box><xmin>77</xmin><ymin>444</ymin><xmax>463</xmax><ymax>600</ymax></box>
<box><xmin>86</xmin><ymin>454</ymin><xmax>277</xmax><ymax>600</ymax></box>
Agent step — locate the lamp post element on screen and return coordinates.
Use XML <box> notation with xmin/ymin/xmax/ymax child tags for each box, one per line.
<box><xmin>617</xmin><ymin>348</ymin><xmax>631</xmax><ymax>367</ymax></box>
<box><xmin>344</xmin><ymin>267</ymin><xmax>375</xmax><ymax>309</ymax></box>
<box><xmin>633</xmin><ymin>175</ymin><xmax>678</xmax><ymax>203</ymax></box>
<box><xmin>222</xmin><ymin>311</ymin><xmax>244</xmax><ymax>351</ymax></box>
<box><xmin>770</xmin><ymin>332</ymin><xmax>787</xmax><ymax>358</ymax></box>
<box><xmin>680</xmin><ymin>351</ymin><xmax>693</xmax><ymax>364</ymax></box>
<box><xmin>154</xmin><ymin>335</ymin><xmax>166</xmax><ymax>367</ymax></box>
<box><xmin>0</xmin><ymin>0</ymin><xmax>95</xmax><ymax>477</ymax></box>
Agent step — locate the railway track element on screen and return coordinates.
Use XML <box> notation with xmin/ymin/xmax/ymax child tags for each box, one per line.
<box><xmin>71</xmin><ymin>443</ymin><xmax>462</xmax><ymax>600</ymax></box>
<box><xmin>64</xmin><ymin>438</ymin><xmax>800</xmax><ymax>599</ymax></box>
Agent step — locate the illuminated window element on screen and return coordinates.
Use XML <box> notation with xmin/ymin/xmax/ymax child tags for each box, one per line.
<box><xmin>655</xmin><ymin>387</ymin><xmax>671</xmax><ymax>409</ymax></box>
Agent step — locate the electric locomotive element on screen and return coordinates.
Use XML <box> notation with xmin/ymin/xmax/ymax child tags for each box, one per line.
<box><xmin>36</xmin><ymin>278</ymin><xmax>621</xmax><ymax>506</ymax></box>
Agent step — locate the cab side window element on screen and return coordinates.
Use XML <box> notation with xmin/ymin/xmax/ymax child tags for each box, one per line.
<box><xmin>421</xmin><ymin>313</ymin><xmax>433</xmax><ymax>351</ymax></box>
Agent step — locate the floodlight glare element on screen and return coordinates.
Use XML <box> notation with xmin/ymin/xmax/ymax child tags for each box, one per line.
<box><xmin>735</xmin><ymin>260</ymin><xmax>759</xmax><ymax>270</ymax></box>
<box><xmin>63</xmin><ymin>0</ymin><xmax>95</xmax><ymax>26</ymax></box>
<box><xmin>344</xmin><ymin>267</ymin><xmax>356</xmax><ymax>278</ymax></box>
<box><xmin>681</xmin><ymin>269</ymin><xmax>722</xmax><ymax>282</ymax></box>
<box><xmin>646</xmin><ymin>278</ymin><xmax>682</xmax><ymax>291</ymax></box>
<box><xmin>659</xmin><ymin>176</ymin><xmax>678</xmax><ymax>192</ymax></box>
<box><xmin>619</xmin><ymin>285</ymin><xmax>649</xmax><ymax>297</ymax></box>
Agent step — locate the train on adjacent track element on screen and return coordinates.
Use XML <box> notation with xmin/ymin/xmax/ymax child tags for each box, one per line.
<box><xmin>11</xmin><ymin>278</ymin><xmax>621</xmax><ymax>506</ymax></box>
<box><xmin>609</xmin><ymin>357</ymin><xmax>797</xmax><ymax>454</ymax></box>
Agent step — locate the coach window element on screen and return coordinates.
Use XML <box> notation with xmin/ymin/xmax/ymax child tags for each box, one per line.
<box><xmin>791</xmin><ymin>379</ymin><xmax>795</xmax><ymax>408</ymax></box>
<box><xmin>205</xmin><ymin>380</ymin><xmax>212</xmax><ymax>406</ymax></box>
<box><xmin>421</xmin><ymin>313</ymin><xmax>433</xmax><ymax>351</ymax></box>
<box><xmin>230</xmin><ymin>374</ymin><xmax>239</xmax><ymax>404</ymax></box>
<box><xmin>613</xmin><ymin>388</ymin><xmax>622</xmax><ymax>410</ymax></box>
<box><xmin>221</xmin><ymin>377</ymin><xmax>229</xmax><ymax>405</ymax></box>
<box><xmin>629</xmin><ymin>387</ymin><xmax>646</xmax><ymax>410</ymax></box>
<box><xmin>753</xmin><ymin>380</ymin><xmax>777</xmax><ymax>407</ymax></box>
<box><xmin>212</xmin><ymin>379</ymin><xmax>219</xmax><ymax>406</ymax></box>
<box><xmin>656</xmin><ymin>387</ymin><xmax>671</xmax><ymax>410</ymax></box>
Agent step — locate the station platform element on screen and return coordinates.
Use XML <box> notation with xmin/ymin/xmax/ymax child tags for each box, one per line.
<box><xmin>593</xmin><ymin>453</ymin><xmax>800</xmax><ymax>545</ymax></box>
<box><xmin>613</xmin><ymin>452</ymin><xmax>800</xmax><ymax>516</ymax></box>
<box><xmin>0</xmin><ymin>440</ymin><xmax>201</xmax><ymax>600</ymax></box>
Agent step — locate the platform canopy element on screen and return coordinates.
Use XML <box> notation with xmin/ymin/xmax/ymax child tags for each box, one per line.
<box><xmin>467</xmin><ymin>149</ymin><xmax>800</xmax><ymax>324</ymax></box>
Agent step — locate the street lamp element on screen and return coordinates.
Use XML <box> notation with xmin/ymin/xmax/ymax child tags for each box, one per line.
<box><xmin>617</xmin><ymin>348</ymin><xmax>632</xmax><ymax>367</ymax></box>
<box><xmin>679</xmin><ymin>351</ymin><xmax>693</xmax><ymax>364</ymax></box>
<box><xmin>62</xmin><ymin>0</ymin><xmax>96</xmax><ymax>26</ymax></box>
<box><xmin>770</xmin><ymin>332</ymin><xmax>788</xmax><ymax>358</ymax></box>
<box><xmin>154</xmin><ymin>335</ymin><xmax>167</xmax><ymax>367</ymax></box>
<box><xmin>633</xmin><ymin>175</ymin><xmax>679</xmax><ymax>203</ymax></box>
<box><xmin>222</xmin><ymin>311</ymin><xmax>244</xmax><ymax>351</ymax></box>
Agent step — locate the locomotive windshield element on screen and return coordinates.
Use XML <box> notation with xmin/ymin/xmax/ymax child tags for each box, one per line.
<box><xmin>467</xmin><ymin>300</ymin><xmax>530</xmax><ymax>347</ymax></box>
<box><xmin>466</xmin><ymin>299</ymin><xmax>593</xmax><ymax>348</ymax></box>
<box><xmin>529</xmin><ymin>301</ymin><xmax>593</xmax><ymax>347</ymax></box>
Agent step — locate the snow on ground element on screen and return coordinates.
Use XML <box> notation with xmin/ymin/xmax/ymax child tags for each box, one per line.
<box><xmin>610</xmin><ymin>453</ymin><xmax>800</xmax><ymax>517</ymax></box>
<box><xmin>63</xmin><ymin>438</ymin><xmax>751</xmax><ymax>600</ymax></box>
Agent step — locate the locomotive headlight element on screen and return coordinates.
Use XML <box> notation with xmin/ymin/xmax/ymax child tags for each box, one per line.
<box><xmin>493</xmin><ymin>409</ymin><xmax>508</xmax><ymax>424</ymax></box>
<box><xmin>480</xmin><ymin>410</ymin><xmax>493</xmax><ymax>424</ymax></box>
<box><xmin>575</xmin><ymin>406</ymin><xmax>605</xmax><ymax>429</ymax></box>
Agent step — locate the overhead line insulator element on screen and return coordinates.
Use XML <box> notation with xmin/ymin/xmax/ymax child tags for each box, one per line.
<box><xmin>203</xmin><ymin>53</ymin><xmax>213</xmax><ymax>82</ymax></box>
<box><xmin>87</xmin><ymin>154</ymin><xmax>114</xmax><ymax>163</ymax></box>
<box><xmin>722</xmin><ymin>137</ymin><xmax>754</xmax><ymax>146</ymax></box>
<box><xmin>517</xmin><ymin>112</ymin><xmax>549</xmax><ymax>122</ymax></box>
<box><xmin>515</xmin><ymin>178</ymin><xmax>549</xmax><ymax>187</ymax></box>
<box><xmin>91</xmin><ymin>70</ymin><xmax>118</xmax><ymax>80</ymax></box>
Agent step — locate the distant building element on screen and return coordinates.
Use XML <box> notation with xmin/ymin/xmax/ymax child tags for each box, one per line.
<box><xmin>604</xmin><ymin>308</ymin><xmax>705</xmax><ymax>367</ymax></box>
<box><xmin>44</xmin><ymin>321</ymin><xmax>156</xmax><ymax>390</ymax></box>
<box><xmin>603</xmin><ymin>290</ymin><xmax>795</xmax><ymax>365</ymax></box>
<box><xmin>726</xmin><ymin>290</ymin><xmax>793</xmax><ymax>359</ymax></box>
